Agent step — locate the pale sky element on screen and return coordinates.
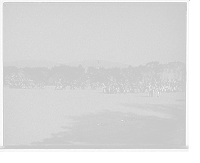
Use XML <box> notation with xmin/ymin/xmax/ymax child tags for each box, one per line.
<box><xmin>3</xmin><ymin>2</ymin><xmax>186</xmax><ymax>66</ymax></box>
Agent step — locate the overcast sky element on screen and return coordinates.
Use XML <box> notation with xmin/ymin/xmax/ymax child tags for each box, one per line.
<box><xmin>3</xmin><ymin>2</ymin><xmax>186</xmax><ymax>66</ymax></box>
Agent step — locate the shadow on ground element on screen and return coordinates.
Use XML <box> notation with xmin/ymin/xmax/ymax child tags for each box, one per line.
<box><xmin>119</xmin><ymin>102</ymin><xmax>185</xmax><ymax>119</ymax></box>
<box><xmin>31</xmin><ymin>103</ymin><xmax>186</xmax><ymax>149</ymax></box>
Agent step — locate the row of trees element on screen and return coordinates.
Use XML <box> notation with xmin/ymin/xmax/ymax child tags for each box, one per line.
<box><xmin>3</xmin><ymin>61</ymin><xmax>186</xmax><ymax>94</ymax></box>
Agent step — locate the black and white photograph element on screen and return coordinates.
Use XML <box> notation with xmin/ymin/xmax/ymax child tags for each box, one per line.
<box><xmin>2</xmin><ymin>1</ymin><xmax>187</xmax><ymax>149</ymax></box>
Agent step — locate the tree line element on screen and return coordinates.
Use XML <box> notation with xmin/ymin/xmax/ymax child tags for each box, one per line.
<box><xmin>3</xmin><ymin>61</ymin><xmax>186</xmax><ymax>84</ymax></box>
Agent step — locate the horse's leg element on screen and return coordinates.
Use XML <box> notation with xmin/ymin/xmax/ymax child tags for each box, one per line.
<box><xmin>149</xmin><ymin>87</ymin><xmax>153</xmax><ymax>97</ymax></box>
<box><xmin>124</xmin><ymin>86</ymin><xmax>127</xmax><ymax>94</ymax></box>
<box><xmin>156</xmin><ymin>88</ymin><xmax>160</xmax><ymax>97</ymax></box>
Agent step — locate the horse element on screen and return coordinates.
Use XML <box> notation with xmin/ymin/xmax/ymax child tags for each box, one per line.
<box><xmin>160</xmin><ymin>82</ymin><xmax>173</xmax><ymax>92</ymax></box>
<box><xmin>161</xmin><ymin>83</ymin><xmax>167</xmax><ymax>92</ymax></box>
<box><xmin>26</xmin><ymin>79</ymin><xmax>35</xmax><ymax>88</ymax></box>
<box><xmin>125</xmin><ymin>83</ymin><xmax>138</xmax><ymax>93</ymax></box>
<box><xmin>155</xmin><ymin>82</ymin><xmax>162</xmax><ymax>97</ymax></box>
<box><xmin>149</xmin><ymin>82</ymin><xmax>155</xmax><ymax>97</ymax></box>
<box><xmin>149</xmin><ymin>82</ymin><xmax>161</xmax><ymax>97</ymax></box>
<box><xmin>116</xmin><ymin>83</ymin><xmax>124</xmax><ymax>93</ymax></box>
<box><xmin>4</xmin><ymin>80</ymin><xmax>10</xmax><ymax>86</ymax></box>
<box><xmin>99</xmin><ymin>81</ymin><xmax>110</xmax><ymax>93</ymax></box>
<box><xmin>69</xmin><ymin>81</ymin><xmax>80</xmax><ymax>89</ymax></box>
<box><xmin>10</xmin><ymin>80</ymin><xmax>21</xmax><ymax>88</ymax></box>
<box><xmin>9</xmin><ymin>80</ymin><xmax>15</xmax><ymax>88</ymax></box>
<box><xmin>173</xmin><ymin>83</ymin><xmax>179</xmax><ymax>92</ymax></box>
<box><xmin>120</xmin><ymin>83</ymin><xmax>129</xmax><ymax>93</ymax></box>
<box><xmin>53</xmin><ymin>80</ymin><xmax>65</xmax><ymax>89</ymax></box>
<box><xmin>108</xmin><ymin>82</ymin><xmax>118</xmax><ymax>93</ymax></box>
<box><xmin>36</xmin><ymin>81</ymin><xmax>46</xmax><ymax>88</ymax></box>
<box><xmin>137</xmin><ymin>83</ymin><xmax>147</xmax><ymax>93</ymax></box>
<box><xmin>20</xmin><ymin>81</ymin><xmax>27</xmax><ymax>89</ymax></box>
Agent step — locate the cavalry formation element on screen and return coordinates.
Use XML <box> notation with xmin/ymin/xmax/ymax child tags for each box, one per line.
<box><xmin>100</xmin><ymin>78</ymin><xmax>185</xmax><ymax>97</ymax></box>
<box><xmin>4</xmin><ymin>76</ymin><xmax>185</xmax><ymax>97</ymax></box>
<box><xmin>53</xmin><ymin>78</ymin><xmax>98</xmax><ymax>90</ymax></box>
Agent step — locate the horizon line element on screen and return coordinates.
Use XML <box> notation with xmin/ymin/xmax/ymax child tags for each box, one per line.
<box><xmin>3</xmin><ymin>59</ymin><xmax>186</xmax><ymax>68</ymax></box>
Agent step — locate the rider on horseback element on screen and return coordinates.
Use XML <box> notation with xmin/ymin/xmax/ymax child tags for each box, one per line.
<box><xmin>14</xmin><ymin>78</ymin><xmax>19</xmax><ymax>87</ymax></box>
<box><xmin>85</xmin><ymin>76</ymin><xmax>90</xmax><ymax>84</ymax></box>
<box><xmin>108</xmin><ymin>75</ymin><xmax>117</xmax><ymax>86</ymax></box>
<box><xmin>166</xmin><ymin>79</ymin><xmax>169</xmax><ymax>85</ymax></box>
<box><xmin>58</xmin><ymin>77</ymin><xmax>62</xmax><ymax>84</ymax></box>
<box><xmin>21</xmin><ymin>77</ymin><xmax>24</xmax><ymax>83</ymax></box>
<box><xmin>108</xmin><ymin>75</ymin><xmax>117</xmax><ymax>93</ymax></box>
<box><xmin>153</xmin><ymin>77</ymin><xmax>158</xmax><ymax>88</ymax></box>
<box><xmin>108</xmin><ymin>75</ymin><xmax>114</xmax><ymax>85</ymax></box>
<box><xmin>124</xmin><ymin>77</ymin><xmax>128</xmax><ymax>85</ymax></box>
<box><xmin>174</xmin><ymin>78</ymin><xmax>178</xmax><ymax>85</ymax></box>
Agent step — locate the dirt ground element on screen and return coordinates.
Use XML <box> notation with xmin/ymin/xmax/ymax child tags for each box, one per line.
<box><xmin>3</xmin><ymin>88</ymin><xmax>186</xmax><ymax>149</ymax></box>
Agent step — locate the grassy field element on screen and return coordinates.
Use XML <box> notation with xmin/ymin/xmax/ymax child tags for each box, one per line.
<box><xmin>3</xmin><ymin>88</ymin><xmax>186</xmax><ymax>149</ymax></box>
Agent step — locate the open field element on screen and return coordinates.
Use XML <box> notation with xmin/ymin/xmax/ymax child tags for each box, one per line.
<box><xmin>3</xmin><ymin>88</ymin><xmax>186</xmax><ymax>149</ymax></box>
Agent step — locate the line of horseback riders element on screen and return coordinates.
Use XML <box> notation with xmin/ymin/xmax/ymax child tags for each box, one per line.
<box><xmin>99</xmin><ymin>76</ymin><xmax>146</xmax><ymax>93</ymax></box>
<box><xmin>53</xmin><ymin>76</ymin><xmax>96</xmax><ymax>89</ymax></box>
<box><xmin>100</xmin><ymin>76</ymin><xmax>184</xmax><ymax>96</ymax></box>
<box><xmin>148</xmin><ymin>77</ymin><xmax>185</xmax><ymax>97</ymax></box>
<box><xmin>5</xmin><ymin>77</ymin><xmax>45</xmax><ymax>89</ymax></box>
<box><xmin>161</xmin><ymin>79</ymin><xmax>185</xmax><ymax>92</ymax></box>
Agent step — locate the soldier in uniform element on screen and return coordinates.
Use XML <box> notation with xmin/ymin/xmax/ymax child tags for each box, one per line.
<box><xmin>58</xmin><ymin>77</ymin><xmax>61</xmax><ymax>84</ymax></box>
<box><xmin>21</xmin><ymin>77</ymin><xmax>24</xmax><ymax>83</ymax></box>
<box><xmin>108</xmin><ymin>75</ymin><xmax>114</xmax><ymax>86</ymax></box>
